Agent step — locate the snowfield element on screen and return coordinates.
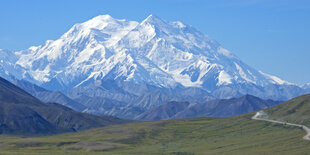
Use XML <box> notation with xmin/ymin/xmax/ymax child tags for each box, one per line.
<box><xmin>0</xmin><ymin>14</ymin><xmax>306</xmax><ymax>101</ymax></box>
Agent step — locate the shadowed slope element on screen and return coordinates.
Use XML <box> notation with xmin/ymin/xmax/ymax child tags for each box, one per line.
<box><xmin>0</xmin><ymin>77</ymin><xmax>128</xmax><ymax>135</ymax></box>
<box><xmin>136</xmin><ymin>95</ymin><xmax>281</xmax><ymax>120</ymax></box>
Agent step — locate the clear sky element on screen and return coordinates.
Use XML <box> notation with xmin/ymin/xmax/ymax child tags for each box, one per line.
<box><xmin>0</xmin><ymin>0</ymin><xmax>309</xmax><ymax>85</ymax></box>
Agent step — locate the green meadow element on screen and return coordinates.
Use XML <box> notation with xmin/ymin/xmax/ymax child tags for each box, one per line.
<box><xmin>0</xmin><ymin>113</ymin><xmax>309</xmax><ymax>155</ymax></box>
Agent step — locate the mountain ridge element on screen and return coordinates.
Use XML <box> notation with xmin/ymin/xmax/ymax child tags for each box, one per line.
<box><xmin>0</xmin><ymin>14</ymin><xmax>308</xmax><ymax>117</ymax></box>
<box><xmin>135</xmin><ymin>94</ymin><xmax>282</xmax><ymax>120</ymax></box>
<box><xmin>4</xmin><ymin>15</ymin><xmax>294</xmax><ymax>89</ymax></box>
<box><xmin>0</xmin><ymin>76</ymin><xmax>128</xmax><ymax>135</ymax></box>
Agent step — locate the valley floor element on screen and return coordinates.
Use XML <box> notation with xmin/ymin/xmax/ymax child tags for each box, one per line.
<box><xmin>0</xmin><ymin>114</ymin><xmax>309</xmax><ymax>155</ymax></box>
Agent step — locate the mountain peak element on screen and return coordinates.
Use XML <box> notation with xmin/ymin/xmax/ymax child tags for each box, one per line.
<box><xmin>141</xmin><ymin>14</ymin><xmax>166</xmax><ymax>25</ymax></box>
<box><xmin>95</xmin><ymin>14</ymin><xmax>113</xmax><ymax>19</ymax></box>
<box><xmin>88</xmin><ymin>14</ymin><xmax>116</xmax><ymax>22</ymax></box>
<box><xmin>4</xmin><ymin>14</ymin><xmax>302</xmax><ymax>101</ymax></box>
<box><xmin>80</xmin><ymin>14</ymin><xmax>119</xmax><ymax>29</ymax></box>
<box><xmin>144</xmin><ymin>14</ymin><xmax>157</xmax><ymax>20</ymax></box>
<box><xmin>72</xmin><ymin>14</ymin><xmax>134</xmax><ymax>33</ymax></box>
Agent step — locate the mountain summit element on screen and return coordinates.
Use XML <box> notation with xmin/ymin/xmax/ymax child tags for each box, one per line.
<box><xmin>0</xmin><ymin>14</ymin><xmax>305</xmax><ymax>102</ymax></box>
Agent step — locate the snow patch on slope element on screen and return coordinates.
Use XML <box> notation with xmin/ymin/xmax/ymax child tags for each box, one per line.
<box><xmin>234</xmin><ymin>62</ymin><xmax>256</xmax><ymax>84</ymax></box>
<box><xmin>258</xmin><ymin>71</ymin><xmax>291</xmax><ymax>85</ymax></box>
<box><xmin>217</xmin><ymin>70</ymin><xmax>232</xmax><ymax>86</ymax></box>
<box><xmin>217</xmin><ymin>47</ymin><xmax>236</xmax><ymax>59</ymax></box>
<box><xmin>2</xmin><ymin>14</ymin><xmax>294</xmax><ymax>92</ymax></box>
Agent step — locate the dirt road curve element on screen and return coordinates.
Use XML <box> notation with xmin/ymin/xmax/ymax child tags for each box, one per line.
<box><xmin>252</xmin><ymin>111</ymin><xmax>310</xmax><ymax>141</ymax></box>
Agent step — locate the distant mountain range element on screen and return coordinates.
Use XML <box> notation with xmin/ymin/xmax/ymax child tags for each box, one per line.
<box><xmin>0</xmin><ymin>77</ymin><xmax>127</xmax><ymax>135</ymax></box>
<box><xmin>12</xmin><ymin>79</ymin><xmax>86</xmax><ymax>112</ymax></box>
<box><xmin>12</xmin><ymin>78</ymin><xmax>282</xmax><ymax>120</ymax></box>
<box><xmin>0</xmin><ymin>14</ymin><xmax>308</xmax><ymax>118</ymax></box>
<box><xmin>2</xmin><ymin>93</ymin><xmax>309</xmax><ymax>154</ymax></box>
<box><xmin>135</xmin><ymin>95</ymin><xmax>282</xmax><ymax>120</ymax></box>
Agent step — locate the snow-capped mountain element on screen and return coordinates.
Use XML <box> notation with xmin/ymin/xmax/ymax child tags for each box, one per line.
<box><xmin>0</xmin><ymin>14</ymin><xmax>306</xmax><ymax>103</ymax></box>
<box><xmin>302</xmin><ymin>83</ymin><xmax>310</xmax><ymax>94</ymax></box>
<box><xmin>0</xmin><ymin>49</ymin><xmax>29</xmax><ymax>81</ymax></box>
<box><xmin>302</xmin><ymin>83</ymin><xmax>310</xmax><ymax>89</ymax></box>
<box><xmin>15</xmin><ymin>15</ymin><xmax>139</xmax><ymax>90</ymax></box>
<box><xmin>114</xmin><ymin>15</ymin><xmax>290</xmax><ymax>88</ymax></box>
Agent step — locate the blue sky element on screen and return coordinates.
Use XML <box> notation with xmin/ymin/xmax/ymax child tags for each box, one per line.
<box><xmin>0</xmin><ymin>0</ymin><xmax>309</xmax><ymax>84</ymax></box>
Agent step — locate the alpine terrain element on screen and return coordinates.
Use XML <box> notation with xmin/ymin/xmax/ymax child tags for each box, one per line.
<box><xmin>0</xmin><ymin>14</ymin><xmax>307</xmax><ymax>118</ymax></box>
<box><xmin>0</xmin><ymin>76</ymin><xmax>127</xmax><ymax>135</ymax></box>
<box><xmin>136</xmin><ymin>94</ymin><xmax>282</xmax><ymax>120</ymax></box>
<box><xmin>0</xmin><ymin>93</ymin><xmax>310</xmax><ymax>154</ymax></box>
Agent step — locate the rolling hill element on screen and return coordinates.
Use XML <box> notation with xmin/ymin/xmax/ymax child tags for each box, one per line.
<box><xmin>265</xmin><ymin>94</ymin><xmax>310</xmax><ymax>126</ymax></box>
<box><xmin>0</xmin><ymin>77</ymin><xmax>127</xmax><ymax>135</ymax></box>
<box><xmin>0</xmin><ymin>114</ymin><xmax>309</xmax><ymax>154</ymax></box>
<box><xmin>0</xmin><ymin>94</ymin><xmax>309</xmax><ymax>154</ymax></box>
<box><xmin>12</xmin><ymin>79</ymin><xmax>86</xmax><ymax>112</ymax></box>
